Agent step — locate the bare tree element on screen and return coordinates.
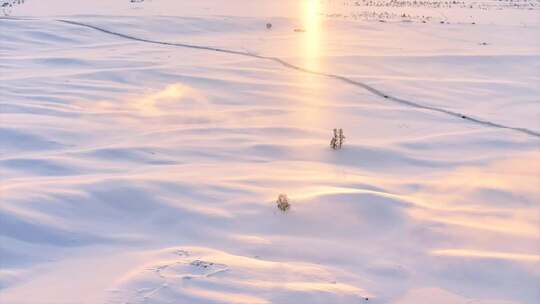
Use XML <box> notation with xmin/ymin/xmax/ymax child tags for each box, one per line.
<box><xmin>338</xmin><ymin>128</ymin><xmax>345</xmax><ymax>148</ymax></box>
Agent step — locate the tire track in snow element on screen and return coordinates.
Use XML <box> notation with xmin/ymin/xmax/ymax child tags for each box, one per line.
<box><xmin>49</xmin><ymin>19</ymin><xmax>540</xmax><ymax>139</ymax></box>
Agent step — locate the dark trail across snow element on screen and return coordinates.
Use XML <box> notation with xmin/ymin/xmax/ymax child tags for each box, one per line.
<box><xmin>30</xmin><ymin>19</ymin><xmax>540</xmax><ymax>139</ymax></box>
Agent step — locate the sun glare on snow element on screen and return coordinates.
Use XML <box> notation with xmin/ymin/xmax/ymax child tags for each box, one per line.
<box><xmin>301</xmin><ymin>0</ymin><xmax>323</xmax><ymax>70</ymax></box>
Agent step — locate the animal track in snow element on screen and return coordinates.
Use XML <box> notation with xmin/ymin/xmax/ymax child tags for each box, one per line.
<box><xmin>109</xmin><ymin>249</ymin><xmax>231</xmax><ymax>303</ymax></box>
<box><xmin>188</xmin><ymin>259</ymin><xmax>229</xmax><ymax>277</ymax></box>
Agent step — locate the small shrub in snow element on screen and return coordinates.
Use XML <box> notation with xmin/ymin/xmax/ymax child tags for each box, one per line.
<box><xmin>276</xmin><ymin>194</ymin><xmax>290</xmax><ymax>212</ymax></box>
<box><xmin>330</xmin><ymin>128</ymin><xmax>345</xmax><ymax>150</ymax></box>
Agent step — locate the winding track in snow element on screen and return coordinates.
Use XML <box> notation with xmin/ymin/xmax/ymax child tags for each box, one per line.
<box><xmin>30</xmin><ymin>19</ymin><xmax>540</xmax><ymax>138</ymax></box>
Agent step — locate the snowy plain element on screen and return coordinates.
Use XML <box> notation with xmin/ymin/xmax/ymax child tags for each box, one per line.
<box><xmin>0</xmin><ymin>0</ymin><xmax>539</xmax><ymax>303</ymax></box>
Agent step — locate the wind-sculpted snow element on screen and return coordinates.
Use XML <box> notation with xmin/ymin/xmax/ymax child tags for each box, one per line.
<box><xmin>1</xmin><ymin>10</ymin><xmax>539</xmax><ymax>304</ymax></box>
<box><xmin>56</xmin><ymin>18</ymin><xmax>540</xmax><ymax>138</ymax></box>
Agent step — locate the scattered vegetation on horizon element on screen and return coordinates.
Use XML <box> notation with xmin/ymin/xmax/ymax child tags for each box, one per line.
<box><xmin>2</xmin><ymin>0</ymin><xmax>24</xmax><ymax>16</ymax></box>
<box><xmin>324</xmin><ymin>0</ymin><xmax>539</xmax><ymax>23</ymax></box>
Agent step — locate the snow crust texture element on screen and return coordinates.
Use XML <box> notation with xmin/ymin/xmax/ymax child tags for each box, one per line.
<box><xmin>1</xmin><ymin>1</ymin><xmax>539</xmax><ymax>303</ymax></box>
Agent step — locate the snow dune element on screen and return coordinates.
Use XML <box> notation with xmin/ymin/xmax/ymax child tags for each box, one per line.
<box><xmin>1</xmin><ymin>1</ymin><xmax>539</xmax><ymax>303</ymax></box>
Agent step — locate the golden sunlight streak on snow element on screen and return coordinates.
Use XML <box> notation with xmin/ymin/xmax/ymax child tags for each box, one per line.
<box><xmin>301</xmin><ymin>0</ymin><xmax>323</xmax><ymax>70</ymax></box>
<box><xmin>294</xmin><ymin>0</ymin><xmax>327</xmax><ymax>127</ymax></box>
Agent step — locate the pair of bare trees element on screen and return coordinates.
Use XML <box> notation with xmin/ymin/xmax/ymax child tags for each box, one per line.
<box><xmin>330</xmin><ymin>128</ymin><xmax>346</xmax><ymax>150</ymax></box>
